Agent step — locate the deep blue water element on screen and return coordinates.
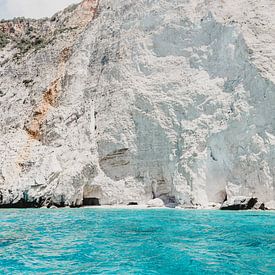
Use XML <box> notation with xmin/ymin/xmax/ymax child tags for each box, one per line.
<box><xmin>0</xmin><ymin>209</ymin><xmax>274</xmax><ymax>274</ymax></box>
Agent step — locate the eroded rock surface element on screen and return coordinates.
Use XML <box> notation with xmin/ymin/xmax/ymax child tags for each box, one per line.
<box><xmin>0</xmin><ymin>0</ymin><xmax>274</xmax><ymax>208</ymax></box>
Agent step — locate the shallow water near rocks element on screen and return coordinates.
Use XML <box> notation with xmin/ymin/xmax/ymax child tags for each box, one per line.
<box><xmin>0</xmin><ymin>209</ymin><xmax>274</xmax><ymax>274</ymax></box>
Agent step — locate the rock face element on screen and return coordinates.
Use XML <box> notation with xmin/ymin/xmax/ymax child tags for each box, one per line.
<box><xmin>0</xmin><ymin>0</ymin><xmax>274</xmax><ymax>208</ymax></box>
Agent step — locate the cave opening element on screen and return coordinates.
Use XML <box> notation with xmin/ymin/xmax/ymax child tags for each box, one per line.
<box><xmin>83</xmin><ymin>197</ymin><xmax>101</xmax><ymax>206</ymax></box>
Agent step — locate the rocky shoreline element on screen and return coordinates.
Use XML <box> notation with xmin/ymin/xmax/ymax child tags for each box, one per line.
<box><xmin>0</xmin><ymin>196</ymin><xmax>274</xmax><ymax>211</ymax></box>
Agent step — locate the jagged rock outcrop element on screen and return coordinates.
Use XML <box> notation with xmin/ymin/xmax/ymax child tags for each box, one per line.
<box><xmin>220</xmin><ymin>196</ymin><xmax>258</xmax><ymax>210</ymax></box>
<box><xmin>0</xmin><ymin>0</ymin><xmax>274</xmax><ymax>208</ymax></box>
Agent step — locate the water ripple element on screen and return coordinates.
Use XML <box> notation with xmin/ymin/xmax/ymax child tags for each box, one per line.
<box><xmin>0</xmin><ymin>209</ymin><xmax>274</xmax><ymax>274</ymax></box>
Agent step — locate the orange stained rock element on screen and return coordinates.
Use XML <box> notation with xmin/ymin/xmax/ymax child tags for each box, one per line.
<box><xmin>25</xmin><ymin>78</ymin><xmax>61</xmax><ymax>141</ymax></box>
<box><xmin>80</xmin><ymin>0</ymin><xmax>98</xmax><ymax>11</ymax></box>
<box><xmin>59</xmin><ymin>47</ymin><xmax>72</xmax><ymax>64</ymax></box>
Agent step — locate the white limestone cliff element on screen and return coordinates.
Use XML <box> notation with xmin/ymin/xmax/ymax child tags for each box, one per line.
<box><xmin>0</xmin><ymin>0</ymin><xmax>274</xmax><ymax>208</ymax></box>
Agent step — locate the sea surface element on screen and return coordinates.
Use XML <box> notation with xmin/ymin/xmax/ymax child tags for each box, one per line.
<box><xmin>0</xmin><ymin>208</ymin><xmax>274</xmax><ymax>274</ymax></box>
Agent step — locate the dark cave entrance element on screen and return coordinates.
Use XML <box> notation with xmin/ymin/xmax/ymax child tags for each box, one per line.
<box><xmin>83</xmin><ymin>197</ymin><xmax>101</xmax><ymax>206</ymax></box>
<box><xmin>82</xmin><ymin>184</ymin><xmax>103</xmax><ymax>206</ymax></box>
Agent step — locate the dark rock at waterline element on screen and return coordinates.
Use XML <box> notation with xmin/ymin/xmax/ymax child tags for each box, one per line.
<box><xmin>0</xmin><ymin>198</ymin><xmax>43</xmax><ymax>208</ymax></box>
<box><xmin>0</xmin><ymin>194</ymin><xmax>69</xmax><ymax>209</ymax></box>
<box><xmin>220</xmin><ymin>196</ymin><xmax>258</xmax><ymax>210</ymax></box>
<box><xmin>128</xmin><ymin>202</ymin><xmax>138</xmax><ymax>205</ymax></box>
<box><xmin>46</xmin><ymin>202</ymin><xmax>66</xmax><ymax>208</ymax></box>
<box><xmin>69</xmin><ymin>204</ymin><xmax>82</xmax><ymax>208</ymax></box>
<box><xmin>252</xmin><ymin>201</ymin><xmax>266</xmax><ymax>210</ymax></box>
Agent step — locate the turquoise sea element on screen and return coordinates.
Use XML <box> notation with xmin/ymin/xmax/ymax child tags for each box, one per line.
<box><xmin>0</xmin><ymin>208</ymin><xmax>274</xmax><ymax>274</ymax></box>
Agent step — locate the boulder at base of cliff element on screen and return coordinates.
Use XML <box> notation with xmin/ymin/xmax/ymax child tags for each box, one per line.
<box><xmin>220</xmin><ymin>196</ymin><xmax>258</xmax><ymax>210</ymax></box>
<box><xmin>147</xmin><ymin>198</ymin><xmax>164</xmax><ymax>208</ymax></box>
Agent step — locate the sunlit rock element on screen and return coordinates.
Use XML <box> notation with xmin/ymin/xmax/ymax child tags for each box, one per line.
<box><xmin>147</xmin><ymin>198</ymin><xmax>165</xmax><ymax>208</ymax></box>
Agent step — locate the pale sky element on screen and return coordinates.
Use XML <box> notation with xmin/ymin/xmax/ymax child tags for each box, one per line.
<box><xmin>0</xmin><ymin>0</ymin><xmax>81</xmax><ymax>19</ymax></box>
